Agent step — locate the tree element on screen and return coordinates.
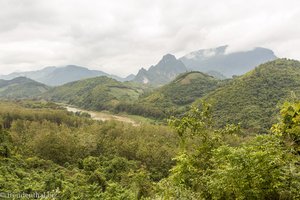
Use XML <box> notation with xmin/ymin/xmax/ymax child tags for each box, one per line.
<box><xmin>271</xmin><ymin>101</ymin><xmax>300</xmax><ymax>154</ymax></box>
<box><xmin>161</xmin><ymin>102</ymin><xmax>300</xmax><ymax>199</ymax></box>
<box><xmin>209</xmin><ymin>134</ymin><xmax>300</xmax><ymax>199</ymax></box>
<box><xmin>166</xmin><ymin>103</ymin><xmax>224</xmax><ymax>198</ymax></box>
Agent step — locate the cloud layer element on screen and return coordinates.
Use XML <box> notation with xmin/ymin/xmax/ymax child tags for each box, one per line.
<box><xmin>0</xmin><ymin>0</ymin><xmax>299</xmax><ymax>76</ymax></box>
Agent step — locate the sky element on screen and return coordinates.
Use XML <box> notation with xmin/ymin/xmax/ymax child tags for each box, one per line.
<box><xmin>0</xmin><ymin>0</ymin><xmax>299</xmax><ymax>77</ymax></box>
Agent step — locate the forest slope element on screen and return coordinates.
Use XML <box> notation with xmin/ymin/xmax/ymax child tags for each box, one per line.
<box><xmin>202</xmin><ymin>58</ymin><xmax>300</xmax><ymax>131</ymax></box>
<box><xmin>116</xmin><ymin>71</ymin><xmax>222</xmax><ymax>118</ymax></box>
<box><xmin>0</xmin><ymin>77</ymin><xmax>50</xmax><ymax>98</ymax></box>
<box><xmin>43</xmin><ymin>76</ymin><xmax>149</xmax><ymax>111</ymax></box>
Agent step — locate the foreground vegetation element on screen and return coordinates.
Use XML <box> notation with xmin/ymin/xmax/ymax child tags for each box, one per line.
<box><xmin>0</xmin><ymin>100</ymin><xmax>300</xmax><ymax>199</ymax></box>
<box><xmin>0</xmin><ymin>100</ymin><xmax>177</xmax><ymax>199</ymax></box>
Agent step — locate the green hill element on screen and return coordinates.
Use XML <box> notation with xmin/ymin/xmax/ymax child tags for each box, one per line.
<box><xmin>43</xmin><ymin>76</ymin><xmax>149</xmax><ymax>111</ymax></box>
<box><xmin>202</xmin><ymin>58</ymin><xmax>300</xmax><ymax>132</ymax></box>
<box><xmin>116</xmin><ymin>71</ymin><xmax>221</xmax><ymax>118</ymax></box>
<box><xmin>0</xmin><ymin>77</ymin><xmax>50</xmax><ymax>98</ymax></box>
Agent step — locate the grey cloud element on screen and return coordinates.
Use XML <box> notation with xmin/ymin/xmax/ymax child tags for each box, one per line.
<box><xmin>0</xmin><ymin>0</ymin><xmax>299</xmax><ymax>77</ymax></box>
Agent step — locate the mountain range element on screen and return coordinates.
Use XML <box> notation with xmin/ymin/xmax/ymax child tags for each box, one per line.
<box><xmin>179</xmin><ymin>45</ymin><xmax>277</xmax><ymax>77</ymax></box>
<box><xmin>39</xmin><ymin>58</ymin><xmax>300</xmax><ymax>132</ymax></box>
<box><xmin>0</xmin><ymin>46</ymin><xmax>277</xmax><ymax>86</ymax></box>
<box><xmin>1</xmin><ymin>57</ymin><xmax>300</xmax><ymax>132</ymax></box>
<box><xmin>0</xmin><ymin>65</ymin><xmax>134</xmax><ymax>86</ymax></box>
<box><xmin>132</xmin><ymin>46</ymin><xmax>277</xmax><ymax>85</ymax></box>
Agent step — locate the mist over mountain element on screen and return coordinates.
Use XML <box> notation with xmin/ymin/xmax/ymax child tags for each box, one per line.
<box><xmin>132</xmin><ymin>46</ymin><xmax>276</xmax><ymax>85</ymax></box>
<box><xmin>180</xmin><ymin>46</ymin><xmax>277</xmax><ymax>77</ymax></box>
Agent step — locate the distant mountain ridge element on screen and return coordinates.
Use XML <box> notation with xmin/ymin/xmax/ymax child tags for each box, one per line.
<box><xmin>0</xmin><ymin>65</ymin><xmax>133</xmax><ymax>86</ymax></box>
<box><xmin>0</xmin><ymin>46</ymin><xmax>278</xmax><ymax>86</ymax></box>
<box><xmin>133</xmin><ymin>46</ymin><xmax>277</xmax><ymax>85</ymax></box>
<box><xmin>180</xmin><ymin>45</ymin><xmax>277</xmax><ymax>77</ymax></box>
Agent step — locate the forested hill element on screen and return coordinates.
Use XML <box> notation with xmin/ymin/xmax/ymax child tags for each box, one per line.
<box><xmin>202</xmin><ymin>58</ymin><xmax>300</xmax><ymax>132</ymax></box>
<box><xmin>0</xmin><ymin>77</ymin><xmax>50</xmax><ymax>98</ymax></box>
<box><xmin>144</xmin><ymin>71</ymin><xmax>220</xmax><ymax>106</ymax></box>
<box><xmin>43</xmin><ymin>76</ymin><xmax>150</xmax><ymax>111</ymax></box>
<box><xmin>116</xmin><ymin>71</ymin><xmax>222</xmax><ymax>118</ymax></box>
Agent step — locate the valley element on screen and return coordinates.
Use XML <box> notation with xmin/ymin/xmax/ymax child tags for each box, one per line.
<box><xmin>1</xmin><ymin>57</ymin><xmax>300</xmax><ymax>199</ymax></box>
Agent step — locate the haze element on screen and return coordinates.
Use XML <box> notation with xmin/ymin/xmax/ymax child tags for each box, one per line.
<box><xmin>0</xmin><ymin>0</ymin><xmax>299</xmax><ymax>77</ymax></box>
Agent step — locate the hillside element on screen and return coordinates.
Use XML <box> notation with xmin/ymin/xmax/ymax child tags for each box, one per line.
<box><xmin>43</xmin><ymin>76</ymin><xmax>149</xmax><ymax>111</ymax></box>
<box><xmin>180</xmin><ymin>46</ymin><xmax>277</xmax><ymax>77</ymax></box>
<box><xmin>117</xmin><ymin>71</ymin><xmax>221</xmax><ymax>118</ymax></box>
<box><xmin>0</xmin><ymin>77</ymin><xmax>50</xmax><ymax>98</ymax></box>
<box><xmin>202</xmin><ymin>58</ymin><xmax>300</xmax><ymax>131</ymax></box>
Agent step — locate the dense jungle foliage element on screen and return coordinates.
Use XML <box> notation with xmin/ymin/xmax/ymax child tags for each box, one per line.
<box><xmin>1</xmin><ymin>100</ymin><xmax>300</xmax><ymax>199</ymax></box>
<box><xmin>202</xmin><ymin>59</ymin><xmax>300</xmax><ymax>132</ymax></box>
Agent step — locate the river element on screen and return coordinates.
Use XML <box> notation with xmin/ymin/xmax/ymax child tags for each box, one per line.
<box><xmin>65</xmin><ymin>106</ymin><xmax>139</xmax><ymax>126</ymax></box>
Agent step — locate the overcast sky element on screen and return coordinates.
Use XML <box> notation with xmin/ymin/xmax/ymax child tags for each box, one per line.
<box><xmin>0</xmin><ymin>0</ymin><xmax>299</xmax><ymax>77</ymax></box>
